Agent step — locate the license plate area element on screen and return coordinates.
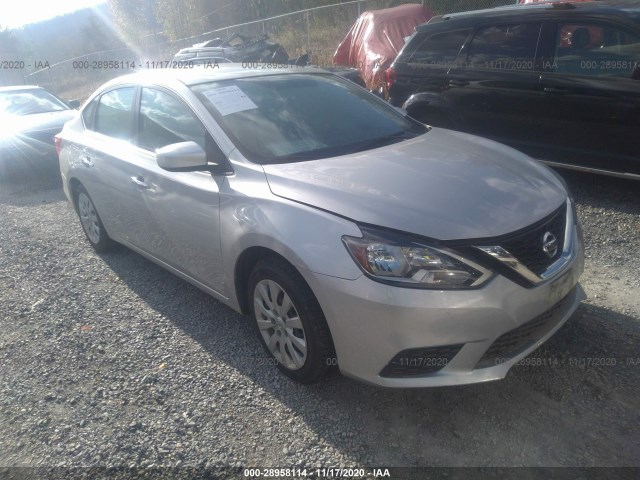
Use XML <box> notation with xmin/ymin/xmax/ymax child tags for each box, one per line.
<box><xmin>547</xmin><ymin>264</ymin><xmax>579</xmax><ymax>308</ymax></box>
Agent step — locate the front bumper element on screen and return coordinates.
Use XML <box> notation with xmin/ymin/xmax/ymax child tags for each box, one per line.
<box><xmin>303</xmin><ymin>225</ymin><xmax>585</xmax><ymax>388</ymax></box>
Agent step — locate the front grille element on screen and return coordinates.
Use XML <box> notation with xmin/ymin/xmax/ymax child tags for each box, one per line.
<box><xmin>500</xmin><ymin>203</ymin><xmax>567</xmax><ymax>276</ymax></box>
<box><xmin>476</xmin><ymin>291</ymin><xmax>572</xmax><ymax>368</ymax></box>
<box><xmin>379</xmin><ymin>344</ymin><xmax>463</xmax><ymax>378</ymax></box>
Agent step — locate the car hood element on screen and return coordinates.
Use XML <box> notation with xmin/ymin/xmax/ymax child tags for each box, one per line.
<box><xmin>262</xmin><ymin>128</ymin><xmax>567</xmax><ymax>241</ymax></box>
<box><xmin>6</xmin><ymin>110</ymin><xmax>76</xmax><ymax>134</ymax></box>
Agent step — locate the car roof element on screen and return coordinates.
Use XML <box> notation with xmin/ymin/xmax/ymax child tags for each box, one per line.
<box><xmin>419</xmin><ymin>0</ymin><xmax>640</xmax><ymax>30</ymax></box>
<box><xmin>99</xmin><ymin>64</ymin><xmax>334</xmax><ymax>89</ymax></box>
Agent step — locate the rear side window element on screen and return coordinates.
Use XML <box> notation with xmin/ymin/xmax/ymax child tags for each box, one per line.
<box><xmin>81</xmin><ymin>97</ymin><xmax>98</xmax><ymax>129</ymax></box>
<box><xmin>138</xmin><ymin>88</ymin><xmax>205</xmax><ymax>151</ymax></box>
<box><xmin>94</xmin><ymin>87</ymin><xmax>136</xmax><ymax>140</ymax></box>
<box><xmin>467</xmin><ymin>23</ymin><xmax>541</xmax><ymax>71</ymax></box>
<box><xmin>554</xmin><ymin>23</ymin><xmax>640</xmax><ymax>77</ymax></box>
<box><xmin>408</xmin><ymin>29</ymin><xmax>472</xmax><ymax>68</ymax></box>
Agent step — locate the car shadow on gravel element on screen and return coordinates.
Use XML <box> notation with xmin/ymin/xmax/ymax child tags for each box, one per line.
<box><xmin>0</xmin><ymin>159</ymin><xmax>63</xmax><ymax>201</ymax></box>
<box><xmin>99</xmin><ymin>246</ymin><xmax>640</xmax><ymax>467</ymax></box>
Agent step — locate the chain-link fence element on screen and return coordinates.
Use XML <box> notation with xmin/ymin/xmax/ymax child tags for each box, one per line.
<box><xmin>20</xmin><ymin>0</ymin><xmax>516</xmax><ymax>101</ymax></box>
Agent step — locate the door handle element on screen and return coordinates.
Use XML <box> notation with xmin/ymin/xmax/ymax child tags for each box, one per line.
<box><xmin>130</xmin><ymin>176</ymin><xmax>150</xmax><ymax>189</ymax></box>
<box><xmin>543</xmin><ymin>87</ymin><xmax>568</xmax><ymax>95</ymax></box>
<box><xmin>449</xmin><ymin>79</ymin><xmax>469</xmax><ymax>87</ymax></box>
<box><xmin>80</xmin><ymin>155</ymin><xmax>93</xmax><ymax>167</ymax></box>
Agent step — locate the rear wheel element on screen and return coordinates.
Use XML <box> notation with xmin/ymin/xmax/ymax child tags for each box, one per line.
<box><xmin>74</xmin><ymin>185</ymin><xmax>115</xmax><ymax>252</ymax></box>
<box><xmin>248</xmin><ymin>257</ymin><xmax>335</xmax><ymax>384</ymax></box>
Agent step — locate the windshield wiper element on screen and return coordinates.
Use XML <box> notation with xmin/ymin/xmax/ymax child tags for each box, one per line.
<box><xmin>356</xmin><ymin>130</ymin><xmax>419</xmax><ymax>151</ymax></box>
<box><xmin>269</xmin><ymin>130</ymin><xmax>424</xmax><ymax>164</ymax></box>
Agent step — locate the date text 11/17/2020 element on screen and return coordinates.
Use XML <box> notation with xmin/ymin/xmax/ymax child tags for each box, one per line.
<box><xmin>69</xmin><ymin>60</ymin><xmax>222</xmax><ymax>70</ymax></box>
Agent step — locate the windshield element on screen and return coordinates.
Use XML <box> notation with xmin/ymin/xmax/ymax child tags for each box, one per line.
<box><xmin>190</xmin><ymin>73</ymin><xmax>427</xmax><ymax>164</ymax></box>
<box><xmin>0</xmin><ymin>89</ymin><xmax>69</xmax><ymax>115</ymax></box>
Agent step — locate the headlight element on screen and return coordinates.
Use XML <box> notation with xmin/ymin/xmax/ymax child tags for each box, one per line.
<box><xmin>343</xmin><ymin>227</ymin><xmax>493</xmax><ymax>289</ymax></box>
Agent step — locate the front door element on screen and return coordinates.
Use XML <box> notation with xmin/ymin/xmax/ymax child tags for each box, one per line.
<box><xmin>127</xmin><ymin>87</ymin><xmax>225</xmax><ymax>292</ymax></box>
<box><xmin>444</xmin><ymin>22</ymin><xmax>548</xmax><ymax>154</ymax></box>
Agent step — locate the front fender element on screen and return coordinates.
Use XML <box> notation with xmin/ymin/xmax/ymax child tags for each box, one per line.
<box><xmin>218</xmin><ymin>161</ymin><xmax>363</xmax><ymax>308</ymax></box>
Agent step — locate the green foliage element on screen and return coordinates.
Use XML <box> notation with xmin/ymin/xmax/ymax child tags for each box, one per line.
<box><xmin>0</xmin><ymin>25</ymin><xmax>20</xmax><ymax>54</ymax></box>
<box><xmin>13</xmin><ymin>6</ymin><xmax>126</xmax><ymax>61</ymax></box>
<box><xmin>423</xmin><ymin>0</ymin><xmax>514</xmax><ymax>15</ymax></box>
<box><xmin>1</xmin><ymin>0</ymin><xmax>515</xmax><ymax>93</ymax></box>
<box><xmin>153</xmin><ymin>0</ymin><xmax>208</xmax><ymax>41</ymax></box>
<box><xmin>109</xmin><ymin>0</ymin><xmax>159</xmax><ymax>45</ymax></box>
<box><xmin>0</xmin><ymin>26</ymin><xmax>23</xmax><ymax>86</ymax></box>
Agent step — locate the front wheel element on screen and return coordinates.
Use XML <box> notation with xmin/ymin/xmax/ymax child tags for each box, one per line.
<box><xmin>248</xmin><ymin>257</ymin><xmax>335</xmax><ymax>384</ymax></box>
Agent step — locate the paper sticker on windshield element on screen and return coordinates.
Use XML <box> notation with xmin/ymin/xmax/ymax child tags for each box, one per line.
<box><xmin>202</xmin><ymin>85</ymin><xmax>257</xmax><ymax>116</ymax></box>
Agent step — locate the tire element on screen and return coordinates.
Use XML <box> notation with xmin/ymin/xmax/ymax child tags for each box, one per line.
<box><xmin>248</xmin><ymin>257</ymin><xmax>335</xmax><ymax>384</ymax></box>
<box><xmin>74</xmin><ymin>184</ymin><xmax>115</xmax><ymax>253</ymax></box>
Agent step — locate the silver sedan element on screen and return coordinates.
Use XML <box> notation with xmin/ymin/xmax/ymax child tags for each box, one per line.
<box><xmin>57</xmin><ymin>66</ymin><xmax>585</xmax><ymax>387</ymax></box>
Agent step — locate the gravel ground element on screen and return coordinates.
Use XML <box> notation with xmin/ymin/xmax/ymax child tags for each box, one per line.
<box><xmin>0</xmin><ymin>163</ymin><xmax>639</xmax><ymax>476</ymax></box>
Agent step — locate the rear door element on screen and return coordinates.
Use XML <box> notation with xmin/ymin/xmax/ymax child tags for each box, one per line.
<box><xmin>536</xmin><ymin>20</ymin><xmax>640</xmax><ymax>174</ymax></box>
<box><xmin>75</xmin><ymin>86</ymin><xmax>149</xmax><ymax>244</ymax></box>
<box><xmin>444</xmin><ymin>21</ymin><xmax>547</xmax><ymax>152</ymax></box>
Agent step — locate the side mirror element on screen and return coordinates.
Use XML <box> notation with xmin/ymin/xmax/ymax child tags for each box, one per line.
<box><xmin>156</xmin><ymin>141</ymin><xmax>210</xmax><ymax>172</ymax></box>
<box><xmin>68</xmin><ymin>99</ymin><xmax>80</xmax><ymax>109</ymax></box>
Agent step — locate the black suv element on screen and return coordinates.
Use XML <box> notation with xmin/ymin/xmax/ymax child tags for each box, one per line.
<box><xmin>387</xmin><ymin>1</ymin><xmax>640</xmax><ymax>178</ymax></box>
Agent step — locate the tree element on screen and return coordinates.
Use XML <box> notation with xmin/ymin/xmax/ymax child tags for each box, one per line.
<box><xmin>153</xmin><ymin>0</ymin><xmax>209</xmax><ymax>41</ymax></box>
<box><xmin>81</xmin><ymin>13</ymin><xmax>124</xmax><ymax>53</ymax></box>
<box><xmin>0</xmin><ymin>26</ymin><xmax>25</xmax><ymax>86</ymax></box>
<box><xmin>109</xmin><ymin>0</ymin><xmax>159</xmax><ymax>46</ymax></box>
<box><xmin>0</xmin><ymin>25</ymin><xmax>20</xmax><ymax>55</ymax></box>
